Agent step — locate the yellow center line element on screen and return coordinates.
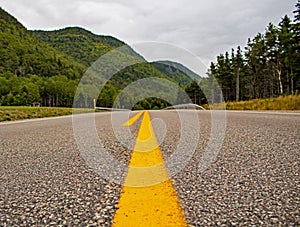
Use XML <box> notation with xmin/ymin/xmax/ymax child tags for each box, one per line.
<box><xmin>113</xmin><ymin>111</ymin><xmax>187</xmax><ymax>227</ymax></box>
<box><xmin>122</xmin><ymin>110</ymin><xmax>145</xmax><ymax>126</ymax></box>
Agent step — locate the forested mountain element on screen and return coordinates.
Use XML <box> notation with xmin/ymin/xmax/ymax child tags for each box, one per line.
<box><xmin>32</xmin><ymin>26</ymin><xmax>175</xmax><ymax>109</ymax></box>
<box><xmin>204</xmin><ymin>1</ymin><xmax>300</xmax><ymax>102</ymax></box>
<box><xmin>151</xmin><ymin>61</ymin><xmax>201</xmax><ymax>87</ymax></box>
<box><xmin>0</xmin><ymin>7</ymin><xmax>87</xmax><ymax>106</ymax></box>
<box><xmin>0</xmin><ymin>7</ymin><xmax>176</xmax><ymax>109</ymax></box>
<box><xmin>34</xmin><ymin>27</ymin><xmax>202</xmax><ymax>92</ymax></box>
<box><xmin>33</xmin><ymin>27</ymin><xmax>135</xmax><ymax>67</ymax></box>
<box><xmin>0</xmin><ymin>8</ymin><xmax>86</xmax><ymax>79</ymax></box>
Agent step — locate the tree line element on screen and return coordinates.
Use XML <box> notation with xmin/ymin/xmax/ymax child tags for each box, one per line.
<box><xmin>0</xmin><ymin>73</ymin><xmax>78</xmax><ymax>106</ymax></box>
<box><xmin>204</xmin><ymin>1</ymin><xmax>300</xmax><ymax>102</ymax></box>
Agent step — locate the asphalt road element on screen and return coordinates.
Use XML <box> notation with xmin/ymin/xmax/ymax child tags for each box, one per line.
<box><xmin>0</xmin><ymin>110</ymin><xmax>299</xmax><ymax>226</ymax></box>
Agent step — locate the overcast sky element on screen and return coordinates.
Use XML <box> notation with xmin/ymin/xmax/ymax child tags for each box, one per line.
<box><xmin>0</xmin><ymin>0</ymin><xmax>297</xmax><ymax>69</ymax></box>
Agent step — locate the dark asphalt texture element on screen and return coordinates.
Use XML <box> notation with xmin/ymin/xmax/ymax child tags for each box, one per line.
<box><xmin>0</xmin><ymin>110</ymin><xmax>299</xmax><ymax>226</ymax></box>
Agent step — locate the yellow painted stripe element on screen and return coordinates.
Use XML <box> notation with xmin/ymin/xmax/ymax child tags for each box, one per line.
<box><xmin>122</xmin><ymin>111</ymin><xmax>145</xmax><ymax>126</ymax></box>
<box><xmin>113</xmin><ymin>111</ymin><xmax>187</xmax><ymax>227</ymax></box>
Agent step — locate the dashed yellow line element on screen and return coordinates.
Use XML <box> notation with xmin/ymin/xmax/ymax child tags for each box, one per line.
<box><xmin>113</xmin><ymin>111</ymin><xmax>187</xmax><ymax>227</ymax></box>
<box><xmin>122</xmin><ymin>110</ymin><xmax>145</xmax><ymax>126</ymax></box>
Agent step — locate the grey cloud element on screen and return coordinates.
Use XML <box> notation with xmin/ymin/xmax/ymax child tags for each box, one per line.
<box><xmin>0</xmin><ymin>0</ymin><xmax>297</xmax><ymax>68</ymax></box>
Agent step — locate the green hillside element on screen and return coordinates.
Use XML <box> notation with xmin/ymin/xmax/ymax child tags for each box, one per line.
<box><xmin>151</xmin><ymin>62</ymin><xmax>191</xmax><ymax>87</ymax></box>
<box><xmin>32</xmin><ymin>26</ymin><xmax>174</xmax><ymax>108</ymax></box>
<box><xmin>33</xmin><ymin>27</ymin><xmax>129</xmax><ymax>67</ymax></box>
<box><xmin>151</xmin><ymin>61</ymin><xmax>200</xmax><ymax>87</ymax></box>
<box><xmin>0</xmin><ymin>8</ymin><xmax>85</xmax><ymax>79</ymax></box>
<box><xmin>0</xmin><ymin>7</ymin><xmax>181</xmax><ymax>109</ymax></box>
<box><xmin>0</xmin><ymin>7</ymin><xmax>89</xmax><ymax>106</ymax></box>
<box><xmin>33</xmin><ymin>28</ymin><xmax>193</xmax><ymax>89</ymax></box>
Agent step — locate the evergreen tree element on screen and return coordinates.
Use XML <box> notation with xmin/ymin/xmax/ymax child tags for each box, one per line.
<box><xmin>185</xmin><ymin>80</ymin><xmax>207</xmax><ymax>105</ymax></box>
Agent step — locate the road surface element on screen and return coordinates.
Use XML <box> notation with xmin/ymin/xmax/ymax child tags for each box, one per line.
<box><xmin>0</xmin><ymin>110</ymin><xmax>299</xmax><ymax>226</ymax></box>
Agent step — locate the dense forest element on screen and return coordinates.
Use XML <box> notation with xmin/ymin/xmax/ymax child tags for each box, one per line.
<box><xmin>200</xmin><ymin>1</ymin><xmax>300</xmax><ymax>103</ymax></box>
<box><xmin>0</xmin><ymin>8</ymin><xmax>85</xmax><ymax>106</ymax></box>
<box><xmin>0</xmin><ymin>7</ymin><xmax>191</xmax><ymax>109</ymax></box>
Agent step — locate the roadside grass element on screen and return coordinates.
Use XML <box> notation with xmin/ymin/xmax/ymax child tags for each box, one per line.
<box><xmin>0</xmin><ymin>106</ymin><xmax>95</xmax><ymax>122</ymax></box>
<box><xmin>203</xmin><ymin>95</ymin><xmax>300</xmax><ymax>110</ymax></box>
<box><xmin>1</xmin><ymin>95</ymin><xmax>299</xmax><ymax>122</ymax></box>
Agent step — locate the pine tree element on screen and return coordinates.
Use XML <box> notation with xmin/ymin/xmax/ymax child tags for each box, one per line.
<box><xmin>231</xmin><ymin>46</ymin><xmax>244</xmax><ymax>101</ymax></box>
<box><xmin>293</xmin><ymin>0</ymin><xmax>300</xmax><ymax>92</ymax></box>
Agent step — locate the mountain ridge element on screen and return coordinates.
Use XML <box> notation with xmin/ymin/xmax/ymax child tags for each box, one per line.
<box><xmin>154</xmin><ymin>61</ymin><xmax>201</xmax><ymax>81</ymax></box>
<box><xmin>32</xmin><ymin>27</ymin><xmax>128</xmax><ymax>67</ymax></box>
<box><xmin>0</xmin><ymin>7</ymin><xmax>196</xmax><ymax>108</ymax></box>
